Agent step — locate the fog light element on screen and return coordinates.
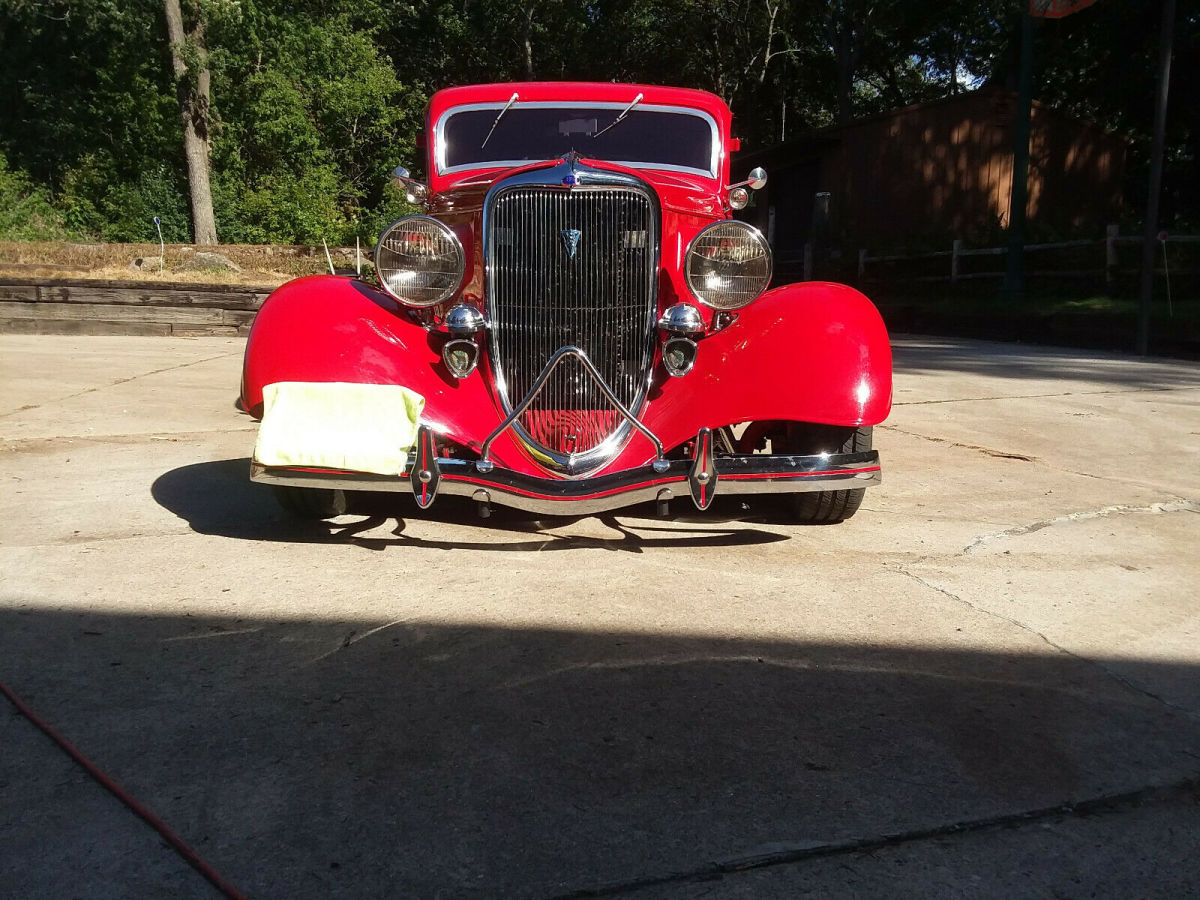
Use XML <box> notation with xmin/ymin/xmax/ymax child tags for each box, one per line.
<box><xmin>663</xmin><ymin>336</ymin><xmax>697</xmax><ymax>377</ymax></box>
<box><xmin>443</xmin><ymin>338</ymin><xmax>479</xmax><ymax>378</ymax></box>
<box><xmin>445</xmin><ymin>303</ymin><xmax>486</xmax><ymax>336</ymax></box>
<box><xmin>658</xmin><ymin>303</ymin><xmax>704</xmax><ymax>337</ymax></box>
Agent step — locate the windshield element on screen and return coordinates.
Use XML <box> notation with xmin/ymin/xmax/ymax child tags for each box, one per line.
<box><xmin>436</xmin><ymin>102</ymin><xmax>718</xmax><ymax>178</ymax></box>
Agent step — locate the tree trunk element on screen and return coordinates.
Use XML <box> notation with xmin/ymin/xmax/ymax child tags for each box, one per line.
<box><xmin>522</xmin><ymin>6</ymin><xmax>535</xmax><ymax>79</ymax></box>
<box><xmin>163</xmin><ymin>0</ymin><xmax>217</xmax><ymax>245</ymax></box>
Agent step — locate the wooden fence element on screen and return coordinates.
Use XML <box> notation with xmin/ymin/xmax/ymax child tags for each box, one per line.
<box><xmin>857</xmin><ymin>226</ymin><xmax>1200</xmax><ymax>287</ymax></box>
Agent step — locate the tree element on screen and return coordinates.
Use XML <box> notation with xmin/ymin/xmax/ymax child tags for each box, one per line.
<box><xmin>1</xmin><ymin>0</ymin><xmax>1195</xmax><ymax>244</ymax></box>
<box><xmin>1021</xmin><ymin>0</ymin><xmax>1199</xmax><ymax>227</ymax></box>
<box><xmin>204</xmin><ymin>0</ymin><xmax>425</xmax><ymax>243</ymax></box>
<box><xmin>162</xmin><ymin>0</ymin><xmax>217</xmax><ymax>244</ymax></box>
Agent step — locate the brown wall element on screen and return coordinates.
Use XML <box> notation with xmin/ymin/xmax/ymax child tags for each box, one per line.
<box><xmin>1027</xmin><ymin>103</ymin><xmax>1126</xmax><ymax>235</ymax></box>
<box><xmin>739</xmin><ymin>89</ymin><xmax>1126</xmax><ymax>251</ymax></box>
<box><xmin>828</xmin><ymin>91</ymin><xmax>1014</xmax><ymax>245</ymax></box>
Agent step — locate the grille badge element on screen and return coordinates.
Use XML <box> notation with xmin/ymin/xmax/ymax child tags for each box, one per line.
<box><xmin>560</xmin><ymin>229</ymin><xmax>582</xmax><ymax>260</ymax></box>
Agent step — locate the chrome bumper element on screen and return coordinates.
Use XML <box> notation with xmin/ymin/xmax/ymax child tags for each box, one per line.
<box><xmin>250</xmin><ymin>427</ymin><xmax>881</xmax><ymax>516</ymax></box>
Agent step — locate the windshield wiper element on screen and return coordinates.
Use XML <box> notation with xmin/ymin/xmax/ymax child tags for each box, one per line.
<box><xmin>480</xmin><ymin>92</ymin><xmax>519</xmax><ymax>149</ymax></box>
<box><xmin>592</xmin><ymin>92</ymin><xmax>643</xmax><ymax>139</ymax></box>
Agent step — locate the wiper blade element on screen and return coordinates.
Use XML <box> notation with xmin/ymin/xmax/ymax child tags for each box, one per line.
<box><xmin>480</xmin><ymin>92</ymin><xmax>519</xmax><ymax>149</ymax></box>
<box><xmin>592</xmin><ymin>92</ymin><xmax>643</xmax><ymax>139</ymax></box>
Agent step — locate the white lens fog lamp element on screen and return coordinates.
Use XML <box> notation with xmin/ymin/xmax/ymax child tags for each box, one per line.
<box><xmin>657</xmin><ymin>304</ymin><xmax>704</xmax><ymax>378</ymax></box>
<box><xmin>684</xmin><ymin>220</ymin><xmax>772</xmax><ymax>310</ymax></box>
<box><xmin>443</xmin><ymin>341</ymin><xmax>478</xmax><ymax>378</ymax></box>
<box><xmin>375</xmin><ymin>216</ymin><xmax>465</xmax><ymax>307</ymax></box>
<box><xmin>441</xmin><ymin>303</ymin><xmax>485</xmax><ymax>379</ymax></box>
<box><xmin>662</xmin><ymin>338</ymin><xmax>697</xmax><ymax>377</ymax></box>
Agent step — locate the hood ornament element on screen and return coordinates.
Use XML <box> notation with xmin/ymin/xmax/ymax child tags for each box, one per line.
<box><xmin>560</xmin><ymin>229</ymin><xmax>582</xmax><ymax>260</ymax></box>
<box><xmin>562</xmin><ymin>150</ymin><xmax>581</xmax><ymax>186</ymax></box>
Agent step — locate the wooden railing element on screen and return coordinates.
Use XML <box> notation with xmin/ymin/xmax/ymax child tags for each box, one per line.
<box><xmin>857</xmin><ymin>226</ymin><xmax>1200</xmax><ymax>286</ymax></box>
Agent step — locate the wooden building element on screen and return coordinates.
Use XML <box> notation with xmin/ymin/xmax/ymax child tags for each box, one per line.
<box><xmin>732</xmin><ymin>88</ymin><xmax>1127</xmax><ymax>259</ymax></box>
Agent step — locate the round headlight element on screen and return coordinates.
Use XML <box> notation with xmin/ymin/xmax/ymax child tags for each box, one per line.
<box><xmin>684</xmin><ymin>220</ymin><xmax>773</xmax><ymax>310</ymax></box>
<box><xmin>375</xmin><ymin>216</ymin><xmax>465</xmax><ymax>307</ymax></box>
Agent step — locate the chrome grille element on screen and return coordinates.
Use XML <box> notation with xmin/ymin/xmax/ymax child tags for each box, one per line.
<box><xmin>487</xmin><ymin>183</ymin><xmax>658</xmax><ymax>465</ymax></box>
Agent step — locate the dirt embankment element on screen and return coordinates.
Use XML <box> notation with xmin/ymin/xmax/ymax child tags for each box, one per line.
<box><xmin>0</xmin><ymin>241</ymin><xmax>379</xmax><ymax>337</ymax></box>
<box><xmin>0</xmin><ymin>241</ymin><xmax>372</xmax><ymax>287</ymax></box>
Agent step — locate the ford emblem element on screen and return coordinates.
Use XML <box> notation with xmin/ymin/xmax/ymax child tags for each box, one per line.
<box><xmin>560</xmin><ymin>229</ymin><xmax>582</xmax><ymax>260</ymax></box>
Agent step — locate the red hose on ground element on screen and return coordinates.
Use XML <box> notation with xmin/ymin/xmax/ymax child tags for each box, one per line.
<box><xmin>1</xmin><ymin>679</ymin><xmax>246</xmax><ymax>900</ymax></box>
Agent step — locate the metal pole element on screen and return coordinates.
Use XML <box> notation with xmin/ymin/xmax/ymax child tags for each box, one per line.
<box><xmin>1136</xmin><ymin>0</ymin><xmax>1176</xmax><ymax>356</ymax></box>
<box><xmin>1002</xmin><ymin>11</ymin><xmax>1035</xmax><ymax>298</ymax></box>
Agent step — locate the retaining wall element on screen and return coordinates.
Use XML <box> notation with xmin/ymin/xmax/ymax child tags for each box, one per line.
<box><xmin>0</xmin><ymin>279</ymin><xmax>275</xmax><ymax>336</ymax></box>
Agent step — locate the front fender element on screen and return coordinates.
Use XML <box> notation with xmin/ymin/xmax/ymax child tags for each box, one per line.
<box><xmin>241</xmin><ymin>275</ymin><xmax>524</xmax><ymax>461</ymax></box>
<box><xmin>631</xmin><ymin>282</ymin><xmax>892</xmax><ymax>460</ymax></box>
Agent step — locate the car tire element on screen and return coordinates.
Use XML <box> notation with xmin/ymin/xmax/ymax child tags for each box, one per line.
<box><xmin>782</xmin><ymin>424</ymin><xmax>871</xmax><ymax>524</ymax></box>
<box><xmin>272</xmin><ymin>485</ymin><xmax>348</xmax><ymax>519</ymax></box>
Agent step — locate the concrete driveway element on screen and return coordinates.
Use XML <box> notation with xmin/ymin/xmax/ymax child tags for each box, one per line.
<box><xmin>2</xmin><ymin>334</ymin><xmax>1198</xmax><ymax>898</ymax></box>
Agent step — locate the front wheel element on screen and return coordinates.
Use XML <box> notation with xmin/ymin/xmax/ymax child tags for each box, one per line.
<box><xmin>780</xmin><ymin>424</ymin><xmax>872</xmax><ymax>524</ymax></box>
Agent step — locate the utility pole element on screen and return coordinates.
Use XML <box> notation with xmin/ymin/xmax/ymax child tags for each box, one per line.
<box><xmin>1002</xmin><ymin>11</ymin><xmax>1035</xmax><ymax>298</ymax></box>
<box><xmin>1136</xmin><ymin>0</ymin><xmax>1176</xmax><ymax>356</ymax></box>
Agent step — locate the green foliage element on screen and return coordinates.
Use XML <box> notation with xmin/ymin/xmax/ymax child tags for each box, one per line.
<box><xmin>205</xmin><ymin>1</ymin><xmax>424</xmax><ymax>243</ymax></box>
<box><xmin>99</xmin><ymin>167</ymin><xmax>192</xmax><ymax>243</ymax></box>
<box><xmin>59</xmin><ymin>156</ymin><xmax>191</xmax><ymax>242</ymax></box>
<box><xmin>217</xmin><ymin>165</ymin><xmax>342</xmax><ymax>245</ymax></box>
<box><xmin>0</xmin><ymin>0</ymin><xmax>1195</xmax><ymax>243</ymax></box>
<box><xmin>0</xmin><ymin>1</ymin><xmax>181</xmax><ymax>186</ymax></box>
<box><xmin>0</xmin><ymin>0</ymin><xmax>422</xmax><ymax>245</ymax></box>
<box><xmin>0</xmin><ymin>153</ymin><xmax>73</xmax><ymax>240</ymax></box>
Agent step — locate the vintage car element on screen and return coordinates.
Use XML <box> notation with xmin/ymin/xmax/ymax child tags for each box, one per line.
<box><xmin>241</xmin><ymin>82</ymin><xmax>892</xmax><ymax>522</ymax></box>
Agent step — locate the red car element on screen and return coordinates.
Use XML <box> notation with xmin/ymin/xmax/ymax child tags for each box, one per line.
<box><xmin>241</xmin><ymin>82</ymin><xmax>892</xmax><ymax>522</ymax></box>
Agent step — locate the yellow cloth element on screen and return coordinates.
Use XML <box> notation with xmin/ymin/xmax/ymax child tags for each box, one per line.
<box><xmin>253</xmin><ymin>381</ymin><xmax>425</xmax><ymax>476</ymax></box>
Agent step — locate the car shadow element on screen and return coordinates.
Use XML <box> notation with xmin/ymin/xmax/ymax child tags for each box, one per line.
<box><xmin>150</xmin><ymin>458</ymin><xmax>791</xmax><ymax>551</ymax></box>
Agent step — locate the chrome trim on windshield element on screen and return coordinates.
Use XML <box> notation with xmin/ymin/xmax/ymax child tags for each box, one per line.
<box><xmin>435</xmin><ymin>101</ymin><xmax>721</xmax><ymax>178</ymax></box>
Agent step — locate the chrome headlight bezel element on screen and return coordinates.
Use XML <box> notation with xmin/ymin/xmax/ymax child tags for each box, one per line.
<box><xmin>374</xmin><ymin>215</ymin><xmax>465</xmax><ymax>307</ymax></box>
<box><xmin>684</xmin><ymin>220</ymin><xmax>773</xmax><ymax>310</ymax></box>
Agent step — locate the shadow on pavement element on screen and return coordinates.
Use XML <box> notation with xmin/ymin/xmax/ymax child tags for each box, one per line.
<box><xmin>2</xmin><ymin>608</ymin><xmax>1198</xmax><ymax>898</ymax></box>
<box><xmin>892</xmin><ymin>336</ymin><xmax>1200</xmax><ymax>390</ymax></box>
<box><xmin>150</xmin><ymin>458</ymin><xmax>792</xmax><ymax>550</ymax></box>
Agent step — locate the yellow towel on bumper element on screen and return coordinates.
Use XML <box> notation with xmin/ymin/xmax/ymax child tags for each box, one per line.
<box><xmin>253</xmin><ymin>382</ymin><xmax>426</xmax><ymax>476</ymax></box>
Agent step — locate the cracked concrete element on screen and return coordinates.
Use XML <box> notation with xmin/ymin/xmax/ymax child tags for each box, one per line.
<box><xmin>890</xmin><ymin>561</ymin><xmax>1197</xmax><ymax>723</ymax></box>
<box><xmin>1</xmin><ymin>333</ymin><xmax>1199</xmax><ymax>897</ymax></box>
<box><xmin>963</xmin><ymin>499</ymin><xmax>1200</xmax><ymax>554</ymax></box>
<box><xmin>638</xmin><ymin>779</ymin><xmax>1200</xmax><ymax>898</ymax></box>
<box><xmin>878</xmin><ymin>423</ymin><xmax>1038</xmax><ymax>460</ymax></box>
<box><xmin>890</xmin><ymin>562</ymin><xmax>1076</xmax><ymax>656</ymax></box>
<box><xmin>893</xmin><ymin>384</ymin><xmax>1198</xmax><ymax>406</ymax></box>
<box><xmin>577</xmin><ymin>777</ymin><xmax>1200</xmax><ymax>898</ymax></box>
<box><xmin>0</xmin><ymin>350</ymin><xmax>238</xmax><ymax>420</ymax></box>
